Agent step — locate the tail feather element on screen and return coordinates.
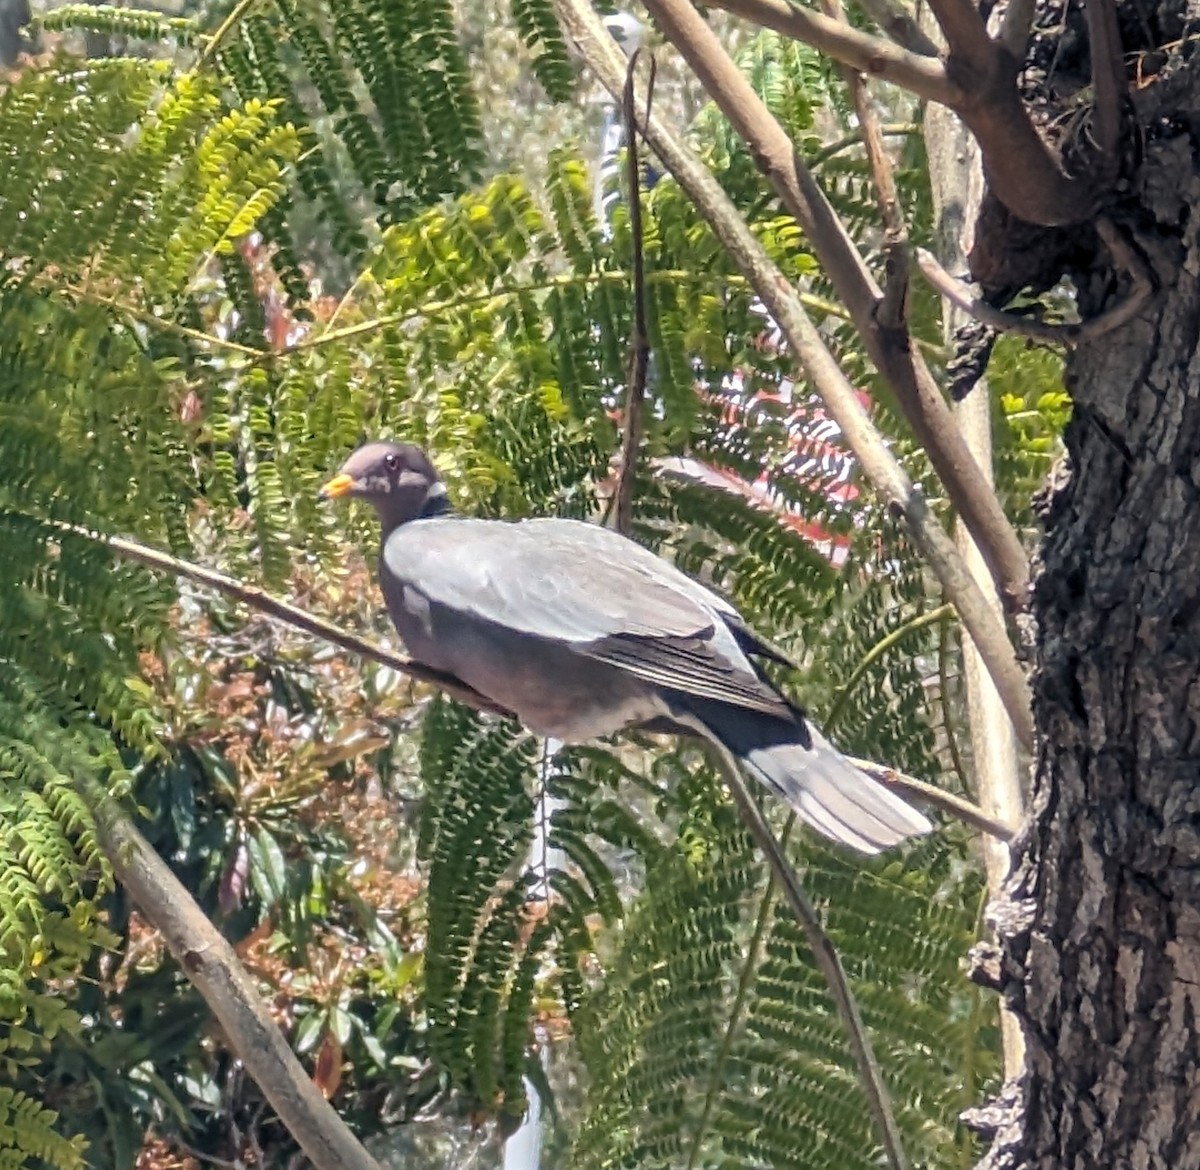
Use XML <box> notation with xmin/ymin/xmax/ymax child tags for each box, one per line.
<box><xmin>671</xmin><ymin>697</ymin><xmax>932</xmax><ymax>855</ymax></box>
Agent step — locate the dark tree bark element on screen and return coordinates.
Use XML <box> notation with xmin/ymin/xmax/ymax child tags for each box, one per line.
<box><xmin>980</xmin><ymin>47</ymin><xmax>1200</xmax><ymax>1170</ymax></box>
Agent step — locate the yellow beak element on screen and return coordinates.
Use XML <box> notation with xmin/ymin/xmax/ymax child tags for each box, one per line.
<box><xmin>318</xmin><ymin>473</ymin><xmax>355</xmax><ymax>500</ymax></box>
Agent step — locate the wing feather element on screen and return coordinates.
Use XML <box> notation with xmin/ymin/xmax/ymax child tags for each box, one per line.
<box><xmin>584</xmin><ymin>634</ymin><xmax>792</xmax><ymax>718</ymax></box>
<box><xmin>383</xmin><ymin>516</ymin><xmax>789</xmax><ymax>715</ymax></box>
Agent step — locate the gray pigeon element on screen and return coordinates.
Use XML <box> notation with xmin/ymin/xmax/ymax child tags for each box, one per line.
<box><xmin>320</xmin><ymin>441</ymin><xmax>932</xmax><ymax>854</ymax></box>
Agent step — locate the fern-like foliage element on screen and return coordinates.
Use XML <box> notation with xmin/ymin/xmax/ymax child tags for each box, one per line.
<box><xmin>569</xmin><ymin>776</ymin><xmax>992</xmax><ymax>1170</ymax></box>
<box><xmin>511</xmin><ymin>0</ymin><xmax>576</xmax><ymax>101</ymax></box>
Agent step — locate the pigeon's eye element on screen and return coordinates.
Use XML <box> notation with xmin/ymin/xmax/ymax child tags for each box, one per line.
<box><xmin>384</xmin><ymin>453</ymin><xmax>400</xmax><ymax>472</ymax></box>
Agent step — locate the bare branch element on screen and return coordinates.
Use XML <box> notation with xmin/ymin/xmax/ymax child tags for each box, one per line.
<box><xmin>642</xmin><ymin>0</ymin><xmax>1031</xmax><ymax>611</ymax></box>
<box><xmin>998</xmin><ymin>0</ymin><xmax>1037</xmax><ymax>58</ymax></box>
<box><xmin>822</xmin><ymin>0</ymin><xmax>911</xmax><ymax>328</ymax></box>
<box><xmin>708</xmin><ymin>743</ymin><xmax>910</xmax><ymax>1170</ymax></box>
<box><xmin>915</xmin><ymin>248</ymin><xmax>1077</xmax><ymax>344</ymax></box>
<box><xmin>915</xmin><ymin>225</ymin><xmax>1153</xmax><ymax>345</ymax></box>
<box><xmin>613</xmin><ymin>51</ymin><xmax>655</xmax><ymax>538</ymax></box>
<box><xmin>195</xmin><ymin>0</ymin><xmax>259</xmax><ymax>68</ymax></box>
<box><xmin>854</xmin><ymin>0</ymin><xmax>941</xmax><ymax>56</ymax></box>
<box><xmin>705</xmin><ymin>0</ymin><xmax>1099</xmax><ymax>227</ymax></box>
<box><xmin>700</xmin><ymin>0</ymin><xmax>960</xmax><ymax>105</ymax></box>
<box><xmin>810</xmin><ymin>122</ymin><xmax>918</xmax><ymax>169</ymax></box>
<box><xmin>923</xmin><ymin>0</ymin><xmax>994</xmax><ymax>64</ymax></box>
<box><xmin>81</xmin><ymin>776</ymin><xmax>384</xmax><ymax>1170</ymax></box>
<box><xmin>556</xmin><ymin>0</ymin><xmax>1035</xmax><ymax>749</ymax></box>
<box><xmin>76</xmin><ymin>526</ymin><xmax>515</xmax><ymax>719</ymax></box>
<box><xmin>851</xmin><ymin>760</ymin><xmax>1017</xmax><ymax>842</ymax></box>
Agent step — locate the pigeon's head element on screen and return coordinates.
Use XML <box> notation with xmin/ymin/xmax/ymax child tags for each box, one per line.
<box><xmin>319</xmin><ymin>441</ymin><xmax>447</xmax><ymax>531</ymax></box>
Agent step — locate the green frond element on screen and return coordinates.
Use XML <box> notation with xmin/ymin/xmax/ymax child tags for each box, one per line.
<box><xmin>0</xmin><ymin>1088</ymin><xmax>88</xmax><ymax>1170</ymax></box>
<box><xmin>418</xmin><ymin>700</ymin><xmax>538</xmax><ymax>1099</ymax></box>
<box><xmin>572</xmin><ymin>806</ymin><xmax>995</xmax><ymax>1170</ymax></box>
<box><xmin>511</xmin><ymin>0</ymin><xmax>576</xmax><ymax>102</ymax></box>
<box><xmin>38</xmin><ymin>4</ymin><xmax>201</xmax><ymax>46</ymax></box>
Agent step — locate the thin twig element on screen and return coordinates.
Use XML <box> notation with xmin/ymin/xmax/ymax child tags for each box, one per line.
<box><xmin>915</xmin><ymin>229</ymin><xmax>1153</xmax><ymax>345</ymax></box>
<box><xmin>700</xmin><ymin>0</ymin><xmax>960</xmax><ymax>104</ymax></box>
<box><xmin>195</xmin><ymin>0</ymin><xmax>259</xmax><ymax>69</ymax></box>
<box><xmin>848</xmin><ymin>759</ymin><xmax>1016</xmax><ymax>842</ymax></box>
<box><xmin>684</xmin><ymin>837</ymin><xmax>782</xmax><ymax>1170</ymax></box>
<box><xmin>69</xmin><ymin>271</ymin><xmax>850</xmax><ymax>367</ymax></box>
<box><xmin>825</xmin><ymin>604</ymin><xmax>956</xmax><ymax>733</ymax></box>
<box><xmin>62</xmin><ymin>289</ymin><xmax>264</xmax><ymax>358</ymax></box>
<box><xmin>820</xmin><ymin>0</ymin><xmax>911</xmax><ymax>329</ymax></box>
<box><xmin>613</xmin><ymin>50</ymin><xmax>656</xmax><ymax>538</ymax></box>
<box><xmin>557</xmin><ymin>0</ymin><xmax>1035</xmax><ymax>748</ymax></box>
<box><xmin>81</xmin><ymin>776</ymin><xmax>384</xmax><ymax>1170</ymax></box>
<box><xmin>853</xmin><ymin>0</ymin><xmax>941</xmax><ymax>55</ymax></box>
<box><xmin>709</xmin><ymin>743</ymin><xmax>909</xmax><ymax>1170</ymax></box>
<box><xmin>809</xmin><ymin>123</ymin><xmax>919</xmax><ymax>169</ymax></box>
<box><xmin>66</xmin><ymin>525</ymin><xmax>514</xmax><ymax>719</ymax></box>
<box><xmin>937</xmin><ymin>610</ymin><xmax>973</xmax><ymax>799</ymax></box>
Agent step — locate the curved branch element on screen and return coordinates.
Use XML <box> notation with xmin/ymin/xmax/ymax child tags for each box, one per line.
<box><xmin>612</xmin><ymin>51</ymin><xmax>654</xmax><ymax>537</ymax></box>
<box><xmin>703</xmin><ymin>0</ymin><xmax>1100</xmax><ymax>227</ymax></box>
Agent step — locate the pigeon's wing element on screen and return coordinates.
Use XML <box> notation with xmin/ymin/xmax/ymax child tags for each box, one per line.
<box><xmin>383</xmin><ymin>517</ymin><xmax>790</xmax><ymax>717</ymax></box>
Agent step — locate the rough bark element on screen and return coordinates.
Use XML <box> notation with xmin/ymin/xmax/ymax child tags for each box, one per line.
<box><xmin>979</xmin><ymin>104</ymin><xmax>1200</xmax><ymax>1169</ymax></box>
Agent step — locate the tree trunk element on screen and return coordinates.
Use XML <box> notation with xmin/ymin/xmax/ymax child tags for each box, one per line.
<box><xmin>981</xmin><ymin>113</ymin><xmax>1200</xmax><ymax>1168</ymax></box>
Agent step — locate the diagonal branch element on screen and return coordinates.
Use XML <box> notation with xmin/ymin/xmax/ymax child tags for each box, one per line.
<box><xmin>854</xmin><ymin>760</ymin><xmax>1016</xmax><ymax>842</ymax></box>
<box><xmin>81</xmin><ymin>776</ymin><xmax>384</xmax><ymax>1170</ymax></box>
<box><xmin>818</xmin><ymin>0</ymin><xmax>911</xmax><ymax>328</ymax></box>
<box><xmin>999</xmin><ymin>0</ymin><xmax>1038</xmax><ymax>58</ymax></box>
<box><xmin>556</xmin><ymin>0</ymin><xmax>1034</xmax><ymax>749</ymax></box>
<box><xmin>684</xmin><ymin>837</ymin><xmax>780</xmax><ymax>1170</ymax></box>
<box><xmin>915</xmin><ymin>224</ymin><xmax>1153</xmax><ymax>345</ymax></box>
<box><xmin>709</xmin><ymin>743</ymin><xmax>910</xmax><ymax>1170</ymax></box>
<box><xmin>854</xmin><ymin>0</ymin><xmax>941</xmax><ymax>55</ymax></box>
<box><xmin>69</xmin><ymin>522</ymin><xmax>1012</xmax><ymax>838</ymax></box>
<box><xmin>922</xmin><ymin>0</ymin><xmax>994</xmax><ymax>63</ymax></box>
<box><xmin>75</xmin><ymin>527</ymin><xmax>514</xmax><ymax>719</ymax></box>
<box><xmin>194</xmin><ymin>0</ymin><xmax>259</xmax><ymax>68</ymax></box>
<box><xmin>700</xmin><ymin>0</ymin><xmax>959</xmax><ymax>104</ymax></box>
<box><xmin>640</xmin><ymin>0</ymin><xmax>1031</xmax><ymax>612</ymax></box>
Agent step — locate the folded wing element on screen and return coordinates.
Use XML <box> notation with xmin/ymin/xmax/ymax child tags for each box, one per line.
<box><xmin>382</xmin><ymin>516</ymin><xmax>791</xmax><ymax>717</ymax></box>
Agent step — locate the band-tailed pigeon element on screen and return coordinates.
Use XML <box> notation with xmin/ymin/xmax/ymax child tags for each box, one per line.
<box><xmin>320</xmin><ymin>441</ymin><xmax>932</xmax><ymax>854</ymax></box>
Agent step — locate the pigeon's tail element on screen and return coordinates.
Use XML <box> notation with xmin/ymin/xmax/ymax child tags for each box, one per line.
<box><xmin>673</xmin><ymin>698</ymin><xmax>932</xmax><ymax>855</ymax></box>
